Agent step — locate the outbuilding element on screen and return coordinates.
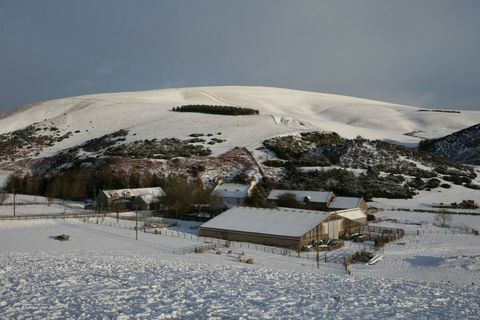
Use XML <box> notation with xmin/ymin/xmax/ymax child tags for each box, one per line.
<box><xmin>328</xmin><ymin>196</ymin><xmax>368</xmax><ymax>213</ymax></box>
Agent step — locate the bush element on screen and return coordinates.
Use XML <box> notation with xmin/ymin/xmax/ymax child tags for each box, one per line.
<box><xmin>105</xmin><ymin>138</ymin><xmax>212</xmax><ymax>159</ymax></box>
<box><xmin>464</xmin><ymin>183</ymin><xmax>480</xmax><ymax>190</ymax></box>
<box><xmin>263</xmin><ymin>160</ymin><xmax>285</xmax><ymax>167</ymax></box>
<box><xmin>426</xmin><ymin>178</ymin><xmax>441</xmax><ymax>189</ymax></box>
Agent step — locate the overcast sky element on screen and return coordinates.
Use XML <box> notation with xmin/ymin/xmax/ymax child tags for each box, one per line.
<box><xmin>1</xmin><ymin>0</ymin><xmax>479</xmax><ymax>113</ymax></box>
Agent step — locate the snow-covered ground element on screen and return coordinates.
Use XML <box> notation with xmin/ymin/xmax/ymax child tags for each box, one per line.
<box><xmin>0</xmin><ymin>212</ymin><xmax>479</xmax><ymax>318</ymax></box>
<box><xmin>0</xmin><ymin>194</ymin><xmax>87</xmax><ymax>217</ymax></box>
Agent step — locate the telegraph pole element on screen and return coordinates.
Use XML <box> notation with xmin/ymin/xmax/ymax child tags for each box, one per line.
<box><xmin>135</xmin><ymin>206</ymin><xmax>138</xmax><ymax>240</ymax></box>
<box><xmin>316</xmin><ymin>227</ymin><xmax>320</xmax><ymax>269</ymax></box>
<box><xmin>13</xmin><ymin>187</ymin><xmax>16</xmax><ymax>217</ymax></box>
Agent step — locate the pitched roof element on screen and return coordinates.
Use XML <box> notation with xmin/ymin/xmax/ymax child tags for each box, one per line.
<box><xmin>212</xmin><ymin>183</ymin><xmax>252</xmax><ymax>199</ymax></box>
<box><xmin>267</xmin><ymin>190</ymin><xmax>334</xmax><ymax>203</ymax></box>
<box><xmin>136</xmin><ymin>194</ymin><xmax>159</xmax><ymax>204</ymax></box>
<box><xmin>102</xmin><ymin>187</ymin><xmax>165</xmax><ymax>199</ymax></box>
<box><xmin>334</xmin><ymin>208</ymin><xmax>367</xmax><ymax>221</ymax></box>
<box><xmin>329</xmin><ymin>197</ymin><xmax>363</xmax><ymax>209</ymax></box>
<box><xmin>200</xmin><ymin>207</ymin><xmax>331</xmax><ymax>238</ymax></box>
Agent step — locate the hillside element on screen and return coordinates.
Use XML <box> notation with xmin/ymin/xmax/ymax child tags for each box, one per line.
<box><xmin>419</xmin><ymin>123</ymin><xmax>480</xmax><ymax>165</ymax></box>
<box><xmin>1</xmin><ymin>86</ymin><xmax>479</xmax><ymax>201</ymax></box>
<box><xmin>1</xmin><ymin>86</ymin><xmax>480</xmax><ymax>161</ymax></box>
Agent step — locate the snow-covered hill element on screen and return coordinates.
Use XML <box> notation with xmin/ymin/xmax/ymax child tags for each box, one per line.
<box><xmin>2</xmin><ymin>86</ymin><xmax>480</xmax><ymax>160</ymax></box>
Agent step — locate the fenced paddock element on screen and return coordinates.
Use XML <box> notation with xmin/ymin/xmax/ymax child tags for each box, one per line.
<box><xmin>80</xmin><ymin>217</ymin><xmax>369</xmax><ymax>265</ymax></box>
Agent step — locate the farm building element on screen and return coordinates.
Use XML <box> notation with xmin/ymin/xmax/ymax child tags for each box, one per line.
<box><xmin>335</xmin><ymin>208</ymin><xmax>368</xmax><ymax>224</ymax></box>
<box><xmin>211</xmin><ymin>181</ymin><xmax>256</xmax><ymax>208</ymax></box>
<box><xmin>96</xmin><ymin>187</ymin><xmax>165</xmax><ymax>211</ymax></box>
<box><xmin>199</xmin><ymin>207</ymin><xmax>357</xmax><ymax>249</ymax></box>
<box><xmin>267</xmin><ymin>190</ymin><xmax>335</xmax><ymax>211</ymax></box>
<box><xmin>328</xmin><ymin>197</ymin><xmax>368</xmax><ymax>213</ymax></box>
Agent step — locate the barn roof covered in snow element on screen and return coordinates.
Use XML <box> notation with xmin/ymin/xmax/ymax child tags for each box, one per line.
<box><xmin>334</xmin><ymin>208</ymin><xmax>367</xmax><ymax>221</ymax></box>
<box><xmin>200</xmin><ymin>207</ymin><xmax>332</xmax><ymax>238</ymax></box>
<box><xmin>267</xmin><ymin>190</ymin><xmax>334</xmax><ymax>203</ymax></box>
<box><xmin>328</xmin><ymin>197</ymin><xmax>363</xmax><ymax>209</ymax></box>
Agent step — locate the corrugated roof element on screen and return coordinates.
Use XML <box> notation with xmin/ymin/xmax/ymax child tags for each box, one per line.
<box><xmin>267</xmin><ymin>190</ymin><xmax>333</xmax><ymax>203</ymax></box>
<box><xmin>335</xmin><ymin>208</ymin><xmax>366</xmax><ymax>221</ymax></box>
<box><xmin>200</xmin><ymin>207</ymin><xmax>331</xmax><ymax>238</ymax></box>
<box><xmin>212</xmin><ymin>183</ymin><xmax>251</xmax><ymax>199</ymax></box>
<box><xmin>329</xmin><ymin>197</ymin><xmax>362</xmax><ymax>209</ymax></box>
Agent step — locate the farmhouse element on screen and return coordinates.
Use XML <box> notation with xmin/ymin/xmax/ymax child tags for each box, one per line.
<box><xmin>267</xmin><ymin>190</ymin><xmax>335</xmax><ymax>211</ymax></box>
<box><xmin>199</xmin><ymin>207</ymin><xmax>358</xmax><ymax>249</ymax></box>
<box><xmin>328</xmin><ymin>196</ymin><xmax>368</xmax><ymax>213</ymax></box>
<box><xmin>211</xmin><ymin>181</ymin><xmax>256</xmax><ymax>208</ymax></box>
<box><xmin>96</xmin><ymin>187</ymin><xmax>165</xmax><ymax>211</ymax></box>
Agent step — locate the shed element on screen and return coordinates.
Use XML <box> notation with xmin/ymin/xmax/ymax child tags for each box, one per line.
<box><xmin>267</xmin><ymin>190</ymin><xmax>335</xmax><ymax>210</ymax></box>
<box><xmin>335</xmin><ymin>208</ymin><xmax>368</xmax><ymax>225</ymax></box>
<box><xmin>199</xmin><ymin>207</ymin><xmax>344</xmax><ymax>249</ymax></box>
<box><xmin>328</xmin><ymin>196</ymin><xmax>368</xmax><ymax>213</ymax></box>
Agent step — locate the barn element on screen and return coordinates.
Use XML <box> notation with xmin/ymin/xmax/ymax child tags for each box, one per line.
<box><xmin>334</xmin><ymin>208</ymin><xmax>368</xmax><ymax>234</ymax></box>
<box><xmin>328</xmin><ymin>197</ymin><xmax>368</xmax><ymax>213</ymax></box>
<box><xmin>199</xmin><ymin>207</ymin><xmax>346</xmax><ymax>249</ymax></box>
<box><xmin>335</xmin><ymin>208</ymin><xmax>368</xmax><ymax>224</ymax></box>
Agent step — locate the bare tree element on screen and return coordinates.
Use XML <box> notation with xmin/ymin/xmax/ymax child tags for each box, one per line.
<box><xmin>0</xmin><ymin>191</ymin><xmax>9</xmax><ymax>205</ymax></box>
<box><xmin>434</xmin><ymin>210</ymin><xmax>452</xmax><ymax>227</ymax></box>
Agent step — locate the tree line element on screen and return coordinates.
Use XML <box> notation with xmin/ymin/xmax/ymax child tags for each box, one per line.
<box><xmin>172</xmin><ymin>105</ymin><xmax>259</xmax><ymax>116</ymax></box>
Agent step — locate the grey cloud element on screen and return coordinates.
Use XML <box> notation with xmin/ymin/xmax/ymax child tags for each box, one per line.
<box><xmin>0</xmin><ymin>0</ymin><xmax>479</xmax><ymax>112</ymax></box>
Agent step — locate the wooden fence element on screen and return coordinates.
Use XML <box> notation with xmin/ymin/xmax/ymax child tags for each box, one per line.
<box><xmin>0</xmin><ymin>213</ymin><xmax>105</xmax><ymax>221</ymax></box>
<box><xmin>359</xmin><ymin>225</ymin><xmax>405</xmax><ymax>237</ymax></box>
<box><xmin>80</xmin><ymin>217</ymin><xmax>355</xmax><ymax>265</ymax></box>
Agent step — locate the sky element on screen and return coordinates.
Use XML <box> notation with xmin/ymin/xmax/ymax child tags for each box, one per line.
<box><xmin>1</xmin><ymin>0</ymin><xmax>479</xmax><ymax>113</ymax></box>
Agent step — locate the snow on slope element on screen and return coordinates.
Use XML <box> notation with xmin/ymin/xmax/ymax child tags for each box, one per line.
<box><xmin>2</xmin><ymin>86</ymin><xmax>480</xmax><ymax>158</ymax></box>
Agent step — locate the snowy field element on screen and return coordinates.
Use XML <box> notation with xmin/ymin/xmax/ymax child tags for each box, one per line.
<box><xmin>0</xmin><ymin>216</ymin><xmax>479</xmax><ymax>319</ymax></box>
<box><xmin>0</xmin><ymin>194</ymin><xmax>90</xmax><ymax>218</ymax></box>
